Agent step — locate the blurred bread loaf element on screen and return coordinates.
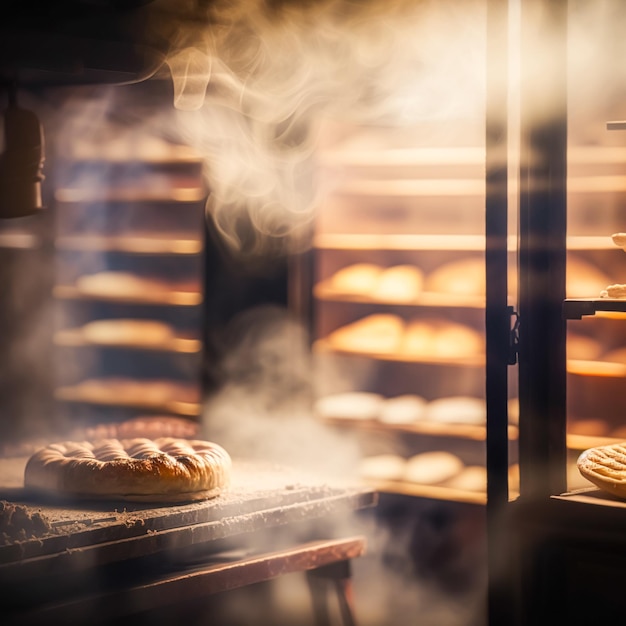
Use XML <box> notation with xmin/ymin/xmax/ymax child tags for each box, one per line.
<box><xmin>378</xmin><ymin>394</ymin><xmax>427</xmax><ymax>424</ymax></box>
<box><xmin>601</xmin><ymin>284</ymin><xmax>626</xmax><ymax>298</ymax></box>
<box><xmin>327</xmin><ymin>314</ymin><xmax>404</xmax><ymax>354</ymax></box>
<box><xmin>404</xmin><ymin>451</ymin><xmax>464</xmax><ymax>485</ymax></box>
<box><xmin>328</xmin><ymin>263</ymin><xmax>383</xmax><ymax>295</ymax></box>
<box><xmin>424</xmin><ymin>396</ymin><xmax>486</xmax><ymax>425</ymax></box>
<box><xmin>81</xmin><ymin>319</ymin><xmax>174</xmax><ymax>346</ymax></box>
<box><xmin>359</xmin><ymin>454</ymin><xmax>407</xmax><ymax>481</ymax></box>
<box><xmin>445</xmin><ymin>465</ymin><xmax>487</xmax><ymax>492</ymax></box>
<box><xmin>76</xmin><ymin>271</ymin><xmax>166</xmax><ymax>297</ymax></box>
<box><xmin>372</xmin><ymin>265</ymin><xmax>424</xmax><ymax>303</ymax></box>
<box><xmin>425</xmin><ymin>257</ymin><xmax>485</xmax><ymax>296</ymax></box>
<box><xmin>314</xmin><ymin>392</ymin><xmax>384</xmax><ymax>420</ymax></box>
<box><xmin>402</xmin><ymin>319</ymin><xmax>482</xmax><ymax>359</ymax></box>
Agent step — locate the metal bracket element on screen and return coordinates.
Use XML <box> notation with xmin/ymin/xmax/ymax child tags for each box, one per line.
<box><xmin>508</xmin><ymin>306</ymin><xmax>520</xmax><ymax>365</ymax></box>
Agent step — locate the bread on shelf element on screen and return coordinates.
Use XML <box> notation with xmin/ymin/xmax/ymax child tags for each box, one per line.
<box><xmin>326</xmin><ymin>313</ymin><xmax>405</xmax><ymax>354</ymax></box>
<box><xmin>314</xmin><ymin>391</ymin><xmax>385</xmax><ymax>420</ymax></box>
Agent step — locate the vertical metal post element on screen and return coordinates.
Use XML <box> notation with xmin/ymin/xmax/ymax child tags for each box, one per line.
<box><xmin>517</xmin><ymin>0</ymin><xmax>568</xmax><ymax>500</ymax></box>
<box><xmin>485</xmin><ymin>1</ymin><xmax>513</xmax><ymax>624</ymax></box>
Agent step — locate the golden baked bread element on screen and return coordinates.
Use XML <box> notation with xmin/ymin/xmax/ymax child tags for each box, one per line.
<box><xmin>577</xmin><ymin>443</ymin><xmax>626</xmax><ymax>498</ymax></box>
<box><xmin>424</xmin><ymin>396</ymin><xmax>486</xmax><ymax>425</ymax></box>
<box><xmin>372</xmin><ymin>265</ymin><xmax>424</xmax><ymax>303</ymax></box>
<box><xmin>81</xmin><ymin>319</ymin><xmax>174</xmax><ymax>346</ymax></box>
<box><xmin>403</xmin><ymin>451</ymin><xmax>464</xmax><ymax>485</ymax></box>
<box><xmin>611</xmin><ymin>233</ymin><xmax>626</xmax><ymax>249</ymax></box>
<box><xmin>24</xmin><ymin>437</ymin><xmax>231</xmax><ymax>502</ymax></box>
<box><xmin>359</xmin><ymin>454</ymin><xmax>407</xmax><ymax>481</ymax></box>
<box><xmin>378</xmin><ymin>394</ymin><xmax>427</xmax><ymax>424</ymax></box>
<box><xmin>601</xmin><ymin>284</ymin><xmax>626</xmax><ymax>299</ymax></box>
<box><xmin>314</xmin><ymin>392</ymin><xmax>384</xmax><ymax>420</ymax></box>
<box><xmin>328</xmin><ymin>263</ymin><xmax>383</xmax><ymax>295</ymax></box>
<box><xmin>76</xmin><ymin>272</ymin><xmax>168</xmax><ymax>297</ymax></box>
<box><xmin>445</xmin><ymin>465</ymin><xmax>486</xmax><ymax>492</ymax></box>
<box><xmin>425</xmin><ymin>257</ymin><xmax>485</xmax><ymax>296</ymax></box>
<box><xmin>425</xmin><ymin>257</ymin><xmax>518</xmax><ymax>298</ymax></box>
<box><xmin>402</xmin><ymin>319</ymin><xmax>482</xmax><ymax>359</ymax></box>
<box><xmin>326</xmin><ymin>314</ymin><xmax>405</xmax><ymax>354</ymax></box>
<box><xmin>62</xmin><ymin>378</ymin><xmax>200</xmax><ymax>407</ymax></box>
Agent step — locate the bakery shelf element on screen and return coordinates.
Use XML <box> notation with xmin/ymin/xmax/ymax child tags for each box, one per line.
<box><xmin>550</xmin><ymin>488</ymin><xmax>626</xmax><ymax>516</ymax></box>
<box><xmin>314</xmin><ymin>233</ymin><xmax>491</xmax><ymax>251</ymax></box>
<box><xmin>313</xmin><ymin>282</ymin><xmax>485</xmax><ymax>309</ymax></box>
<box><xmin>53</xmin><ymin>285</ymin><xmax>203</xmax><ymax>307</ymax></box>
<box><xmin>566</xmin><ymin>359</ymin><xmax>626</xmax><ymax>377</ymax></box>
<box><xmin>320</xmin><ymin>415</ymin><xmax>518</xmax><ymax>442</ymax></box>
<box><xmin>568</xmin><ymin>145</ymin><xmax>626</xmax><ymax>163</ymax></box>
<box><xmin>54</xmin><ymin>186</ymin><xmax>206</xmax><ymax>204</ymax></box>
<box><xmin>313</xmin><ymin>339</ymin><xmax>485</xmax><ymax>367</ymax></box>
<box><xmin>0</xmin><ymin>231</ymin><xmax>40</xmax><ymax>250</ymax></box>
<box><xmin>566</xmin><ymin>432</ymin><xmax>626</xmax><ymax>451</ymax></box>
<box><xmin>54</xmin><ymin>386</ymin><xmax>200</xmax><ymax>417</ymax></box>
<box><xmin>318</xmin><ymin>146</ymin><xmax>485</xmax><ymax>167</ymax></box>
<box><xmin>567</xmin><ymin>175</ymin><xmax>626</xmax><ymax>193</ymax></box>
<box><xmin>362</xmin><ymin>478</ymin><xmax>489</xmax><ymax>505</ymax></box>
<box><xmin>563</xmin><ymin>298</ymin><xmax>626</xmax><ymax>320</ymax></box>
<box><xmin>330</xmin><ymin>178</ymin><xmax>485</xmax><ymax>197</ymax></box>
<box><xmin>64</xmin><ymin>152</ymin><xmax>203</xmax><ymax>166</ymax></box>
<box><xmin>55</xmin><ymin>235</ymin><xmax>203</xmax><ymax>255</ymax></box>
<box><xmin>565</xmin><ymin>235</ymin><xmax>622</xmax><ymax>250</ymax></box>
<box><xmin>53</xmin><ymin>329</ymin><xmax>202</xmax><ymax>354</ymax></box>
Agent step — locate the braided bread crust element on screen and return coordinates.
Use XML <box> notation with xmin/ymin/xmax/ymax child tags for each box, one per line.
<box><xmin>577</xmin><ymin>443</ymin><xmax>626</xmax><ymax>498</ymax></box>
<box><xmin>24</xmin><ymin>438</ymin><xmax>231</xmax><ymax>503</ymax></box>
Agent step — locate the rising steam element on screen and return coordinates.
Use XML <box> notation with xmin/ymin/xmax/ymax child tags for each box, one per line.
<box><xmin>150</xmin><ymin>0</ymin><xmax>487</xmax><ymax>255</ymax></box>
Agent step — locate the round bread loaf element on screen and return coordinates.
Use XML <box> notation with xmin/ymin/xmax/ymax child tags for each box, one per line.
<box><xmin>76</xmin><ymin>272</ymin><xmax>166</xmax><ymax>297</ymax></box>
<box><xmin>372</xmin><ymin>265</ymin><xmax>424</xmax><ymax>303</ymax></box>
<box><xmin>402</xmin><ymin>319</ymin><xmax>482</xmax><ymax>359</ymax></box>
<box><xmin>425</xmin><ymin>257</ymin><xmax>485</xmax><ymax>296</ymax></box>
<box><xmin>378</xmin><ymin>394</ymin><xmax>427</xmax><ymax>424</ymax></box>
<box><xmin>577</xmin><ymin>443</ymin><xmax>626</xmax><ymax>498</ymax></box>
<box><xmin>612</xmin><ymin>232</ymin><xmax>626</xmax><ymax>249</ymax></box>
<box><xmin>601</xmin><ymin>284</ymin><xmax>626</xmax><ymax>298</ymax></box>
<box><xmin>424</xmin><ymin>396</ymin><xmax>486</xmax><ymax>425</ymax></box>
<box><xmin>314</xmin><ymin>392</ymin><xmax>384</xmax><ymax>420</ymax></box>
<box><xmin>328</xmin><ymin>263</ymin><xmax>383</xmax><ymax>295</ymax></box>
<box><xmin>359</xmin><ymin>454</ymin><xmax>407</xmax><ymax>481</ymax></box>
<box><xmin>81</xmin><ymin>319</ymin><xmax>174</xmax><ymax>345</ymax></box>
<box><xmin>327</xmin><ymin>314</ymin><xmax>404</xmax><ymax>354</ymax></box>
<box><xmin>24</xmin><ymin>437</ymin><xmax>231</xmax><ymax>503</ymax></box>
<box><xmin>445</xmin><ymin>465</ymin><xmax>486</xmax><ymax>492</ymax></box>
<box><xmin>404</xmin><ymin>451</ymin><xmax>464</xmax><ymax>485</ymax></box>
<box><xmin>424</xmin><ymin>257</ymin><xmax>518</xmax><ymax>297</ymax></box>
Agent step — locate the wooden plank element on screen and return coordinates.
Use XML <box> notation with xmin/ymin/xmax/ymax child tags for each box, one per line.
<box><xmin>9</xmin><ymin>537</ymin><xmax>366</xmax><ymax>626</ymax></box>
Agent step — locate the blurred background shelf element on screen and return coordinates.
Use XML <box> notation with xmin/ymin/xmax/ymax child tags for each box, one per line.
<box><xmin>53</xmin><ymin>328</ymin><xmax>202</xmax><ymax>354</ymax></box>
<box><xmin>53</xmin><ymin>285</ymin><xmax>203</xmax><ymax>307</ymax></box>
<box><xmin>313</xmin><ymin>339</ymin><xmax>485</xmax><ymax>366</ymax></box>
<box><xmin>319</xmin><ymin>415</ymin><xmax>518</xmax><ymax>442</ymax></box>
<box><xmin>55</xmin><ymin>235</ymin><xmax>203</xmax><ymax>255</ymax></box>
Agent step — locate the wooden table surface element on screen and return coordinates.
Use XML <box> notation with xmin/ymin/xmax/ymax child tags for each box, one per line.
<box><xmin>0</xmin><ymin>456</ymin><xmax>376</xmax><ymax>582</ymax></box>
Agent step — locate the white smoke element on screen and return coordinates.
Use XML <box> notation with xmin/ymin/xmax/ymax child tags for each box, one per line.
<box><xmin>147</xmin><ymin>0</ymin><xmax>487</xmax><ymax>255</ymax></box>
